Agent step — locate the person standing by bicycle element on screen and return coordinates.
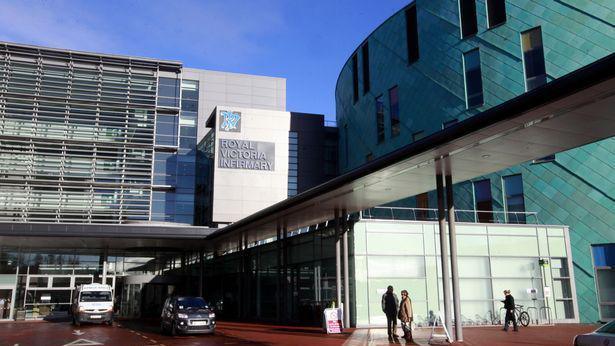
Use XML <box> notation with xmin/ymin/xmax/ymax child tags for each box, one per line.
<box><xmin>502</xmin><ymin>289</ymin><xmax>518</xmax><ymax>332</ymax></box>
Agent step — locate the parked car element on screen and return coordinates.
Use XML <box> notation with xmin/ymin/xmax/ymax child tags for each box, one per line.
<box><xmin>574</xmin><ymin>320</ymin><xmax>615</xmax><ymax>346</ymax></box>
<box><xmin>160</xmin><ymin>296</ymin><xmax>216</xmax><ymax>335</ymax></box>
<box><xmin>71</xmin><ymin>283</ymin><xmax>114</xmax><ymax>326</ymax></box>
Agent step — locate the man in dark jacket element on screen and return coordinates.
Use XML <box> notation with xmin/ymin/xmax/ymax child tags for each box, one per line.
<box><xmin>502</xmin><ymin>289</ymin><xmax>518</xmax><ymax>331</ymax></box>
<box><xmin>381</xmin><ymin>285</ymin><xmax>399</xmax><ymax>338</ymax></box>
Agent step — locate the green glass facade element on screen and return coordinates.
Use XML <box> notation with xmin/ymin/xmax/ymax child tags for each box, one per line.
<box><xmin>335</xmin><ymin>1</ymin><xmax>615</xmax><ymax>322</ymax></box>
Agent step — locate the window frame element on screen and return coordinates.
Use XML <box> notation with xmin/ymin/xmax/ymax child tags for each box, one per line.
<box><xmin>458</xmin><ymin>0</ymin><xmax>478</xmax><ymax>39</ymax></box>
<box><xmin>362</xmin><ymin>42</ymin><xmax>370</xmax><ymax>95</ymax></box>
<box><xmin>486</xmin><ymin>0</ymin><xmax>507</xmax><ymax>29</ymax></box>
<box><xmin>352</xmin><ymin>54</ymin><xmax>359</xmax><ymax>104</ymax></box>
<box><xmin>388</xmin><ymin>86</ymin><xmax>400</xmax><ymax>138</ymax></box>
<box><xmin>405</xmin><ymin>4</ymin><xmax>420</xmax><ymax>64</ymax></box>
<box><xmin>520</xmin><ymin>26</ymin><xmax>547</xmax><ymax>91</ymax></box>
<box><xmin>462</xmin><ymin>48</ymin><xmax>484</xmax><ymax>109</ymax></box>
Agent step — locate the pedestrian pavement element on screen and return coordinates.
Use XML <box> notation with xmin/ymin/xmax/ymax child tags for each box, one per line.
<box><xmin>342</xmin><ymin>324</ymin><xmax>599</xmax><ymax>346</ymax></box>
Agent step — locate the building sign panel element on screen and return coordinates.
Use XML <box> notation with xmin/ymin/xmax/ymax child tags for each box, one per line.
<box><xmin>218</xmin><ymin>139</ymin><xmax>275</xmax><ymax>171</ymax></box>
<box><xmin>219</xmin><ymin>110</ymin><xmax>241</xmax><ymax>132</ymax></box>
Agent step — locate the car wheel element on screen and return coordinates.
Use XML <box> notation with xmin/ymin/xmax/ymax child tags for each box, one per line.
<box><xmin>171</xmin><ymin>321</ymin><xmax>177</xmax><ymax>336</ymax></box>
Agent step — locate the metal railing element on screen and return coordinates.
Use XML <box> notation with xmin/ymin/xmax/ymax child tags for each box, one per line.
<box><xmin>361</xmin><ymin>206</ymin><xmax>539</xmax><ymax>224</ymax></box>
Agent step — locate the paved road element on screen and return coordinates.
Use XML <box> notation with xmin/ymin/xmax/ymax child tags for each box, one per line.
<box><xmin>0</xmin><ymin>320</ymin><xmax>265</xmax><ymax>346</ymax></box>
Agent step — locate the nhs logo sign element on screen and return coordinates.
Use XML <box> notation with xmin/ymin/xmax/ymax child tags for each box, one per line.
<box><xmin>219</xmin><ymin>110</ymin><xmax>241</xmax><ymax>132</ymax></box>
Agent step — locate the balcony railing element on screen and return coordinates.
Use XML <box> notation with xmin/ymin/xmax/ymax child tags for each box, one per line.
<box><xmin>361</xmin><ymin>206</ymin><xmax>539</xmax><ymax>224</ymax></box>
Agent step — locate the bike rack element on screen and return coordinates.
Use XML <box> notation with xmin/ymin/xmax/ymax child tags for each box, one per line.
<box><xmin>539</xmin><ymin>306</ymin><xmax>554</xmax><ymax>325</ymax></box>
<box><xmin>525</xmin><ymin>306</ymin><xmax>539</xmax><ymax>325</ymax></box>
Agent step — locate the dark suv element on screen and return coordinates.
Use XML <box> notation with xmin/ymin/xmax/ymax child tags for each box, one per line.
<box><xmin>160</xmin><ymin>296</ymin><xmax>216</xmax><ymax>335</ymax></box>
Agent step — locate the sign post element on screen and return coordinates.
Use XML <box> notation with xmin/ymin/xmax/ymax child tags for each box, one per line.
<box><xmin>323</xmin><ymin>307</ymin><xmax>343</xmax><ymax>334</ymax></box>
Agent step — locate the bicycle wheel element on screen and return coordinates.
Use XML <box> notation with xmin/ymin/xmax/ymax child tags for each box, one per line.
<box><xmin>519</xmin><ymin>311</ymin><xmax>530</xmax><ymax>327</ymax></box>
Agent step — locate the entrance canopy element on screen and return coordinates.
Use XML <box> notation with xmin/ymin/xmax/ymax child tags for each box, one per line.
<box><xmin>0</xmin><ymin>222</ymin><xmax>214</xmax><ymax>250</ymax></box>
<box><xmin>208</xmin><ymin>53</ymin><xmax>615</xmax><ymax>252</ymax></box>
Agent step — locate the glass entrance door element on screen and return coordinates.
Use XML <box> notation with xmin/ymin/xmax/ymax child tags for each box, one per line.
<box><xmin>592</xmin><ymin>244</ymin><xmax>615</xmax><ymax>321</ymax></box>
<box><xmin>0</xmin><ymin>289</ymin><xmax>14</xmax><ymax>320</ymax></box>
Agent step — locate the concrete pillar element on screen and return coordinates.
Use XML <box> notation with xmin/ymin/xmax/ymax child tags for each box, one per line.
<box><xmin>342</xmin><ymin>210</ymin><xmax>350</xmax><ymax>328</ymax></box>
<box><xmin>335</xmin><ymin>209</ymin><xmax>342</xmax><ymax>309</ymax></box>
<box><xmin>436</xmin><ymin>164</ymin><xmax>453</xmax><ymax>337</ymax></box>
<box><xmin>446</xmin><ymin>167</ymin><xmax>463</xmax><ymax>342</ymax></box>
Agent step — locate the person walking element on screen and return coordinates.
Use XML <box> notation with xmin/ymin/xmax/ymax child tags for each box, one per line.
<box><xmin>398</xmin><ymin>290</ymin><xmax>414</xmax><ymax>341</ymax></box>
<box><xmin>381</xmin><ymin>285</ymin><xmax>399</xmax><ymax>339</ymax></box>
<box><xmin>502</xmin><ymin>289</ymin><xmax>518</xmax><ymax>331</ymax></box>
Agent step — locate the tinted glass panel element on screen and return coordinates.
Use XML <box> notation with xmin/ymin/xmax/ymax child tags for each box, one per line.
<box><xmin>389</xmin><ymin>86</ymin><xmax>400</xmax><ymax>137</ymax></box>
<box><xmin>473</xmin><ymin>179</ymin><xmax>493</xmax><ymax>223</ymax></box>
<box><xmin>375</xmin><ymin>95</ymin><xmax>384</xmax><ymax>143</ymax></box>
<box><xmin>522</xmin><ymin>27</ymin><xmax>547</xmax><ymax>90</ymax></box>
<box><xmin>503</xmin><ymin>174</ymin><xmax>526</xmax><ymax>223</ymax></box>
<box><xmin>459</xmin><ymin>0</ymin><xmax>478</xmax><ymax>38</ymax></box>
<box><xmin>405</xmin><ymin>5</ymin><xmax>419</xmax><ymax>63</ymax></box>
<box><xmin>352</xmin><ymin>54</ymin><xmax>359</xmax><ymax>103</ymax></box>
<box><xmin>463</xmin><ymin>49</ymin><xmax>484</xmax><ymax>107</ymax></box>
<box><xmin>362</xmin><ymin>42</ymin><xmax>370</xmax><ymax>94</ymax></box>
<box><xmin>487</xmin><ymin>0</ymin><xmax>506</xmax><ymax>28</ymax></box>
<box><xmin>155</xmin><ymin>114</ymin><xmax>178</xmax><ymax>146</ymax></box>
<box><xmin>416</xmin><ymin>192</ymin><xmax>429</xmax><ymax>220</ymax></box>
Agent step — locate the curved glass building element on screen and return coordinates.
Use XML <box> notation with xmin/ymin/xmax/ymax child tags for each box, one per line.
<box><xmin>336</xmin><ymin>1</ymin><xmax>614</xmax><ymax>323</ymax></box>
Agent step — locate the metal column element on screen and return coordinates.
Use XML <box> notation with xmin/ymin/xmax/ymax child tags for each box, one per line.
<box><xmin>276</xmin><ymin>225</ymin><xmax>283</xmax><ymax>321</ymax></box>
<box><xmin>445</xmin><ymin>163</ymin><xmax>462</xmax><ymax>341</ymax></box>
<box><xmin>335</xmin><ymin>209</ymin><xmax>342</xmax><ymax>308</ymax></box>
<box><xmin>436</xmin><ymin>163</ymin><xmax>453</xmax><ymax>337</ymax></box>
<box><xmin>342</xmin><ymin>210</ymin><xmax>350</xmax><ymax>328</ymax></box>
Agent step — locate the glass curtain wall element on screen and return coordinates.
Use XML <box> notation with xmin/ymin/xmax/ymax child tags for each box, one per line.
<box><xmin>353</xmin><ymin>220</ymin><xmax>575</xmax><ymax>326</ymax></box>
<box><xmin>0</xmin><ymin>43</ymin><xmax>177</xmax><ymax>223</ymax></box>
<box><xmin>203</xmin><ymin>224</ymin><xmax>340</xmax><ymax>325</ymax></box>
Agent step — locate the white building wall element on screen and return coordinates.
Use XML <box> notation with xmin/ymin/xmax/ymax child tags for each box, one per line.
<box><xmin>182</xmin><ymin>68</ymin><xmax>286</xmax><ymax>142</ymax></box>
<box><xmin>212</xmin><ymin>106</ymin><xmax>290</xmax><ymax>223</ymax></box>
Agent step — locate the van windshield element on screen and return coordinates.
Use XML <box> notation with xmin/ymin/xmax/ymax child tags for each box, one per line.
<box><xmin>80</xmin><ymin>291</ymin><xmax>112</xmax><ymax>302</ymax></box>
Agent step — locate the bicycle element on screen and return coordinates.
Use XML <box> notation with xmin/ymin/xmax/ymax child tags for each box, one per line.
<box><xmin>499</xmin><ymin>304</ymin><xmax>530</xmax><ymax>327</ymax></box>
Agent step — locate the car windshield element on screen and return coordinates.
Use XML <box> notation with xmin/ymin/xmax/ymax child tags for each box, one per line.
<box><xmin>80</xmin><ymin>291</ymin><xmax>112</xmax><ymax>302</ymax></box>
<box><xmin>596</xmin><ymin>320</ymin><xmax>615</xmax><ymax>334</ymax></box>
<box><xmin>176</xmin><ymin>297</ymin><xmax>208</xmax><ymax>310</ymax></box>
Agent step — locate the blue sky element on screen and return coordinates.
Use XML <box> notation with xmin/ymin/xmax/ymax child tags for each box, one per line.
<box><xmin>0</xmin><ymin>0</ymin><xmax>409</xmax><ymax>120</ymax></box>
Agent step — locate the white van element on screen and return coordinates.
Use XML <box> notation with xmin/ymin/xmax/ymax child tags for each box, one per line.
<box><xmin>71</xmin><ymin>283</ymin><xmax>113</xmax><ymax>326</ymax></box>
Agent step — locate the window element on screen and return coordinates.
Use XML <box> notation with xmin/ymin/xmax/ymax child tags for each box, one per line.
<box><xmin>405</xmin><ymin>5</ymin><xmax>419</xmax><ymax>63</ymax></box>
<box><xmin>288</xmin><ymin>131</ymin><xmax>298</xmax><ymax>197</ymax></box>
<box><xmin>473</xmin><ymin>179</ymin><xmax>493</xmax><ymax>223</ymax></box>
<box><xmin>521</xmin><ymin>27</ymin><xmax>547</xmax><ymax>90</ymax></box>
<box><xmin>463</xmin><ymin>49</ymin><xmax>484</xmax><ymax>108</ymax></box>
<box><xmin>412</xmin><ymin>130</ymin><xmax>425</xmax><ymax>142</ymax></box>
<box><xmin>532</xmin><ymin>154</ymin><xmax>555</xmax><ymax>164</ymax></box>
<box><xmin>157</xmin><ymin>77</ymin><xmax>180</xmax><ymax>108</ymax></box>
<box><xmin>362</xmin><ymin>42</ymin><xmax>370</xmax><ymax>94</ymax></box>
<box><xmin>459</xmin><ymin>0</ymin><xmax>478</xmax><ymax>38</ymax></box>
<box><xmin>443</xmin><ymin>119</ymin><xmax>458</xmax><ymax>129</ymax></box>
<box><xmin>375</xmin><ymin>95</ymin><xmax>385</xmax><ymax>143</ymax></box>
<box><xmin>503</xmin><ymin>174</ymin><xmax>526</xmax><ymax>223</ymax></box>
<box><xmin>155</xmin><ymin>113</ymin><xmax>179</xmax><ymax>146</ymax></box>
<box><xmin>416</xmin><ymin>192</ymin><xmax>429</xmax><ymax>220</ymax></box>
<box><xmin>389</xmin><ymin>86</ymin><xmax>400</xmax><ymax>137</ymax></box>
<box><xmin>352</xmin><ymin>54</ymin><xmax>359</xmax><ymax>103</ymax></box>
<box><xmin>486</xmin><ymin>0</ymin><xmax>506</xmax><ymax>28</ymax></box>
